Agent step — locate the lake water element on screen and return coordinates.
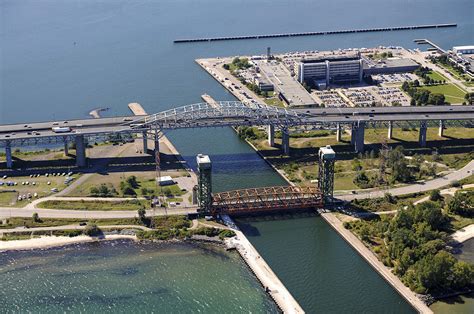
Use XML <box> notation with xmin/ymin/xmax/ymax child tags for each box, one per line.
<box><xmin>1</xmin><ymin>0</ymin><xmax>473</xmax><ymax>313</ymax></box>
<box><xmin>0</xmin><ymin>241</ymin><xmax>278</xmax><ymax>313</ymax></box>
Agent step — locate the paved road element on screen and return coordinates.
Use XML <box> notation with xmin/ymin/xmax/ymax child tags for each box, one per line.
<box><xmin>0</xmin><ymin>206</ymin><xmax>197</xmax><ymax>219</ymax></box>
<box><xmin>339</xmin><ymin>160</ymin><xmax>474</xmax><ymax>201</ymax></box>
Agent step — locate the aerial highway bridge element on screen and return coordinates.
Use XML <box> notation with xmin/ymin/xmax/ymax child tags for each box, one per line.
<box><xmin>1</xmin><ymin>102</ymin><xmax>473</xmax><ymax>169</ymax></box>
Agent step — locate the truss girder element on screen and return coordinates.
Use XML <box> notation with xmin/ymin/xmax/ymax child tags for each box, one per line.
<box><xmin>211</xmin><ymin>185</ymin><xmax>323</xmax><ymax>216</ymax></box>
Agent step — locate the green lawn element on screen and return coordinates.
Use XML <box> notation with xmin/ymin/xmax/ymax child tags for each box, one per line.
<box><xmin>0</xmin><ymin>192</ymin><xmax>16</xmax><ymax>206</ymax></box>
<box><xmin>37</xmin><ymin>199</ymin><xmax>148</xmax><ymax>211</ymax></box>
<box><xmin>419</xmin><ymin>84</ymin><xmax>466</xmax><ymax>104</ymax></box>
<box><xmin>426</xmin><ymin>71</ymin><xmax>447</xmax><ymax>82</ymax></box>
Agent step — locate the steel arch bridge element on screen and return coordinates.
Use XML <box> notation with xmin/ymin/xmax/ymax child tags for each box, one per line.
<box><xmin>127</xmin><ymin>101</ymin><xmax>308</xmax><ymax>130</ymax></box>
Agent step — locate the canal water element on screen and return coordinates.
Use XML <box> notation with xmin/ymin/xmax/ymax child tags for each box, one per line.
<box><xmin>1</xmin><ymin>0</ymin><xmax>473</xmax><ymax>313</ymax></box>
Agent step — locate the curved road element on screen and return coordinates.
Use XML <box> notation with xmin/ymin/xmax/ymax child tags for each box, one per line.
<box><xmin>339</xmin><ymin>160</ymin><xmax>474</xmax><ymax>201</ymax></box>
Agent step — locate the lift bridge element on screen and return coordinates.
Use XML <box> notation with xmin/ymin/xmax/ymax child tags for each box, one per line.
<box><xmin>196</xmin><ymin>147</ymin><xmax>335</xmax><ymax>216</ymax></box>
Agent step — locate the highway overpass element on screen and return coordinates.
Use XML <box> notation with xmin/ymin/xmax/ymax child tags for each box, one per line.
<box><xmin>1</xmin><ymin>102</ymin><xmax>473</xmax><ymax>168</ymax></box>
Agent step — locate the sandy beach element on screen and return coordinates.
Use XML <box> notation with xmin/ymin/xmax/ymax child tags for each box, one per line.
<box><xmin>0</xmin><ymin>234</ymin><xmax>137</xmax><ymax>252</ymax></box>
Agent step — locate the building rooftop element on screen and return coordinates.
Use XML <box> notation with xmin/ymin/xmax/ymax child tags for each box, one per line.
<box><xmin>300</xmin><ymin>54</ymin><xmax>360</xmax><ymax>63</ymax></box>
<box><xmin>453</xmin><ymin>45</ymin><xmax>474</xmax><ymax>51</ymax></box>
<box><xmin>363</xmin><ymin>57</ymin><xmax>419</xmax><ymax>69</ymax></box>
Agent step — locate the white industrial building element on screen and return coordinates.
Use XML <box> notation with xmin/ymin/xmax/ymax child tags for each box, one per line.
<box><xmin>453</xmin><ymin>46</ymin><xmax>474</xmax><ymax>55</ymax></box>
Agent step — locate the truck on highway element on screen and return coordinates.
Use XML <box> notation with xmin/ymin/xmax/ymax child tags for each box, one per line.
<box><xmin>52</xmin><ymin>126</ymin><xmax>71</xmax><ymax>133</ymax></box>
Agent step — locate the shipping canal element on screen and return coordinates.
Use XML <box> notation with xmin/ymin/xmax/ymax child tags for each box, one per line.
<box><xmin>1</xmin><ymin>0</ymin><xmax>473</xmax><ymax>312</ymax></box>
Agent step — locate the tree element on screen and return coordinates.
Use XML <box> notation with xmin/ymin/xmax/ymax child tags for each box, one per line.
<box><xmin>429</xmin><ymin>189</ymin><xmax>442</xmax><ymax>202</ymax></box>
<box><xmin>126</xmin><ymin>176</ymin><xmax>139</xmax><ymax>188</ymax></box>
<box><xmin>122</xmin><ymin>186</ymin><xmax>137</xmax><ymax>196</ymax></box>
<box><xmin>447</xmin><ymin>191</ymin><xmax>473</xmax><ymax>217</ymax></box>
<box><xmin>137</xmin><ymin>208</ymin><xmax>147</xmax><ymax>224</ymax></box>
<box><xmin>32</xmin><ymin>212</ymin><xmax>41</xmax><ymax>223</ymax></box>
<box><xmin>84</xmin><ymin>224</ymin><xmax>101</xmax><ymax>237</ymax></box>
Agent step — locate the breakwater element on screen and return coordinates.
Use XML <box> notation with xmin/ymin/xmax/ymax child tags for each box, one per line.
<box><xmin>174</xmin><ymin>23</ymin><xmax>457</xmax><ymax>43</ymax></box>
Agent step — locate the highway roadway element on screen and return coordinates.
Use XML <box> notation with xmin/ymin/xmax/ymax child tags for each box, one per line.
<box><xmin>0</xmin><ymin>104</ymin><xmax>473</xmax><ymax>147</ymax></box>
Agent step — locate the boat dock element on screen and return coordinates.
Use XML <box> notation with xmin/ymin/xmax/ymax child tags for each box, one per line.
<box><xmin>413</xmin><ymin>38</ymin><xmax>446</xmax><ymax>53</ymax></box>
<box><xmin>175</xmin><ymin>23</ymin><xmax>457</xmax><ymax>43</ymax></box>
<box><xmin>222</xmin><ymin>215</ymin><xmax>305</xmax><ymax>314</ymax></box>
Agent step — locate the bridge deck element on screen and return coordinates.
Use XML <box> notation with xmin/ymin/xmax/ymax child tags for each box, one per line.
<box><xmin>212</xmin><ymin>186</ymin><xmax>323</xmax><ymax>216</ymax></box>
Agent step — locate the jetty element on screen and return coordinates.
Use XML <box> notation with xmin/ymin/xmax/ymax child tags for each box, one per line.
<box><xmin>175</xmin><ymin>23</ymin><xmax>457</xmax><ymax>43</ymax></box>
<box><xmin>223</xmin><ymin>215</ymin><xmax>305</xmax><ymax>314</ymax></box>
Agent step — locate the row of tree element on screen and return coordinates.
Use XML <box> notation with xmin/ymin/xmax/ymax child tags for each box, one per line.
<box><xmin>414</xmin><ymin>67</ymin><xmax>446</xmax><ymax>86</ymax></box>
<box><xmin>346</xmin><ymin>200</ymin><xmax>474</xmax><ymax>294</ymax></box>
<box><xmin>401</xmin><ymin>81</ymin><xmax>446</xmax><ymax>106</ymax></box>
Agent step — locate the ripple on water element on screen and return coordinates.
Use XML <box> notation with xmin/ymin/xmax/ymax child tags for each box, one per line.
<box><xmin>0</xmin><ymin>241</ymin><xmax>278</xmax><ymax>313</ymax></box>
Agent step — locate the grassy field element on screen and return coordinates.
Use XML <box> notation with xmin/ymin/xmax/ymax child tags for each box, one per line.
<box><xmin>66</xmin><ymin>171</ymin><xmax>187</xmax><ymax>197</ymax></box>
<box><xmin>419</xmin><ymin>84</ymin><xmax>466</xmax><ymax>104</ymax></box>
<box><xmin>426</xmin><ymin>70</ymin><xmax>448</xmax><ymax>82</ymax></box>
<box><xmin>246</xmin><ymin>125</ymin><xmax>473</xmax><ymax>190</ymax></box>
<box><xmin>37</xmin><ymin>199</ymin><xmax>148</xmax><ymax>211</ymax></box>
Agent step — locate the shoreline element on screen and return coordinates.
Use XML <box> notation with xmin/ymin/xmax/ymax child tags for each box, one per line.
<box><xmin>0</xmin><ymin>234</ymin><xmax>137</xmax><ymax>252</ymax></box>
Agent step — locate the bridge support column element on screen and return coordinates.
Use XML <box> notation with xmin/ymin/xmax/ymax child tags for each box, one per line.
<box><xmin>196</xmin><ymin>154</ymin><xmax>212</xmax><ymax>213</ymax></box>
<box><xmin>350</xmin><ymin>124</ymin><xmax>356</xmax><ymax>146</ymax></box>
<box><xmin>419</xmin><ymin>121</ymin><xmax>427</xmax><ymax>147</ymax></box>
<box><xmin>142</xmin><ymin>131</ymin><xmax>148</xmax><ymax>153</ymax></box>
<box><xmin>5</xmin><ymin>141</ymin><xmax>13</xmax><ymax>169</ymax></box>
<box><xmin>438</xmin><ymin>120</ymin><xmax>444</xmax><ymax>137</ymax></box>
<box><xmin>336</xmin><ymin>123</ymin><xmax>341</xmax><ymax>142</ymax></box>
<box><xmin>267</xmin><ymin>125</ymin><xmax>275</xmax><ymax>147</ymax></box>
<box><xmin>353</xmin><ymin>122</ymin><xmax>365</xmax><ymax>153</ymax></box>
<box><xmin>75</xmin><ymin>135</ymin><xmax>87</xmax><ymax>167</ymax></box>
<box><xmin>387</xmin><ymin>121</ymin><xmax>393</xmax><ymax>140</ymax></box>
<box><xmin>281</xmin><ymin>128</ymin><xmax>290</xmax><ymax>155</ymax></box>
<box><xmin>63</xmin><ymin>137</ymin><xmax>69</xmax><ymax>156</ymax></box>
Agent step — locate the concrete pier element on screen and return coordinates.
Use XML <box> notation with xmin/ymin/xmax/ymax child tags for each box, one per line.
<box><xmin>63</xmin><ymin>137</ymin><xmax>69</xmax><ymax>156</ymax></box>
<box><xmin>438</xmin><ymin>120</ymin><xmax>444</xmax><ymax>137</ymax></box>
<box><xmin>75</xmin><ymin>135</ymin><xmax>87</xmax><ymax>167</ymax></box>
<box><xmin>419</xmin><ymin>121</ymin><xmax>427</xmax><ymax>147</ymax></box>
<box><xmin>351</xmin><ymin>122</ymin><xmax>365</xmax><ymax>153</ymax></box>
<box><xmin>387</xmin><ymin>121</ymin><xmax>393</xmax><ymax>140</ymax></box>
<box><xmin>223</xmin><ymin>215</ymin><xmax>304</xmax><ymax>314</ymax></box>
<box><xmin>174</xmin><ymin>23</ymin><xmax>457</xmax><ymax>43</ymax></box>
<box><xmin>127</xmin><ymin>102</ymin><xmax>147</xmax><ymax>116</ymax></box>
<box><xmin>142</xmin><ymin>131</ymin><xmax>148</xmax><ymax>153</ymax></box>
<box><xmin>267</xmin><ymin>125</ymin><xmax>275</xmax><ymax>147</ymax></box>
<box><xmin>336</xmin><ymin>123</ymin><xmax>341</xmax><ymax>142</ymax></box>
<box><xmin>281</xmin><ymin>128</ymin><xmax>290</xmax><ymax>155</ymax></box>
<box><xmin>5</xmin><ymin>141</ymin><xmax>12</xmax><ymax>169</ymax></box>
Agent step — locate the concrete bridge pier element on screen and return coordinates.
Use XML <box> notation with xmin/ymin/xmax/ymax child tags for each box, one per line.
<box><xmin>419</xmin><ymin>121</ymin><xmax>427</xmax><ymax>147</ymax></box>
<box><xmin>387</xmin><ymin>121</ymin><xmax>393</xmax><ymax>139</ymax></box>
<box><xmin>281</xmin><ymin>128</ymin><xmax>290</xmax><ymax>155</ymax></box>
<box><xmin>5</xmin><ymin>141</ymin><xmax>13</xmax><ymax>169</ymax></box>
<box><xmin>267</xmin><ymin>125</ymin><xmax>275</xmax><ymax>147</ymax></box>
<box><xmin>142</xmin><ymin>131</ymin><xmax>148</xmax><ymax>153</ymax></box>
<box><xmin>336</xmin><ymin>123</ymin><xmax>341</xmax><ymax>142</ymax></box>
<box><xmin>354</xmin><ymin>121</ymin><xmax>365</xmax><ymax>153</ymax></box>
<box><xmin>63</xmin><ymin>137</ymin><xmax>69</xmax><ymax>156</ymax></box>
<box><xmin>438</xmin><ymin>120</ymin><xmax>444</xmax><ymax>137</ymax></box>
<box><xmin>350</xmin><ymin>124</ymin><xmax>356</xmax><ymax>146</ymax></box>
<box><xmin>75</xmin><ymin>135</ymin><xmax>87</xmax><ymax>167</ymax></box>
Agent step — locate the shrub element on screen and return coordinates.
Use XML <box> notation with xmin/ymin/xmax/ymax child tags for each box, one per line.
<box><xmin>84</xmin><ymin>224</ymin><xmax>102</xmax><ymax>237</ymax></box>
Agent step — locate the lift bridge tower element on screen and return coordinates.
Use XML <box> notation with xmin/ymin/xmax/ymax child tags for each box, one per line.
<box><xmin>318</xmin><ymin>145</ymin><xmax>336</xmax><ymax>204</ymax></box>
<box><xmin>196</xmin><ymin>154</ymin><xmax>212</xmax><ymax>213</ymax></box>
